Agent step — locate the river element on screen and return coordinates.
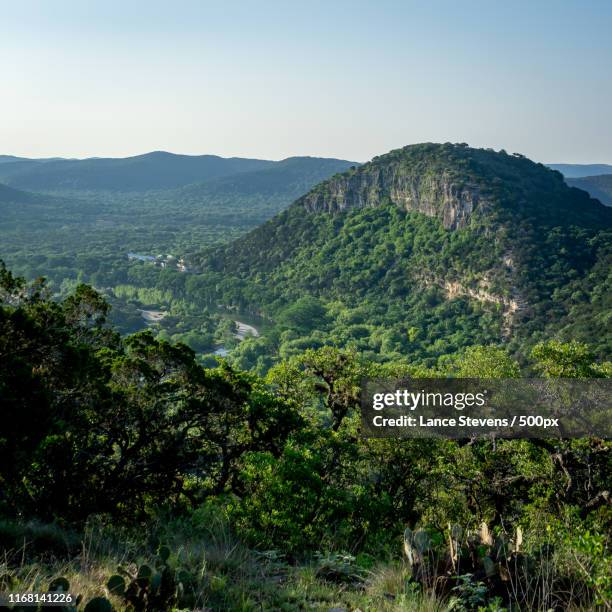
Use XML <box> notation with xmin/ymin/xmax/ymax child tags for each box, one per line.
<box><xmin>213</xmin><ymin>318</ymin><xmax>260</xmax><ymax>356</ymax></box>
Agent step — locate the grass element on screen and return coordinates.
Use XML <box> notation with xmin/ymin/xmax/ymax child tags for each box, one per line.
<box><xmin>0</xmin><ymin>517</ymin><xmax>454</xmax><ymax>611</ymax></box>
<box><xmin>1</xmin><ymin>515</ymin><xmax>608</xmax><ymax>610</ymax></box>
<box><xmin>0</xmin><ymin>553</ymin><xmax>449</xmax><ymax>611</ymax></box>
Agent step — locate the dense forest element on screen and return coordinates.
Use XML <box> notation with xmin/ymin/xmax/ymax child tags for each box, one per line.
<box><xmin>0</xmin><ymin>155</ymin><xmax>354</xmax><ymax>352</ymax></box>
<box><xmin>2</xmin><ymin>146</ymin><xmax>610</xmax><ymax>371</ymax></box>
<box><xmin>192</xmin><ymin>144</ymin><xmax>612</xmax><ymax>372</ymax></box>
<box><xmin>1</xmin><ymin>144</ymin><xmax>611</xmax><ymax>610</ymax></box>
<box><xmin>1</xmin><ymin>263</ymin><xmax>610</xmax><ymax>610</ymax></box>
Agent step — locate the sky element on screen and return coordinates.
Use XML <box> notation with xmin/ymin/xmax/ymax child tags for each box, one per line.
<box><xmin>1</xmin><ymin>0</ymin><xmax>611</xmax><ymax>164</ymax></box>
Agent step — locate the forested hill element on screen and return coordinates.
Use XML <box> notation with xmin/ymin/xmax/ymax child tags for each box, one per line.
<box><xmin>0</xmin><ymin>152</ymin><xmax>275</xmax><ymax>191</ymax></box>
<box><xmin>178</xmin><ymin>156</ymin><xmax>358</xmax><ymax>199</ymax></box>
<box><xmin>0</xmin><ymin>182</ymin><xmax>39</xmax><ymax>203</ymax></box>
<box><xmin>567</xmin><ymin>174</ymin><xmax>612</xmax><ymax>206</ymax></box>
<box><xmin>195</xmin><ymin>143</ymin><xmax>612</xmax><ymax>364</ymax></box>
<box><xmin>0</xmin><ymin>151</ymin><xmax>356</xmax><ymax>192</ymax></box>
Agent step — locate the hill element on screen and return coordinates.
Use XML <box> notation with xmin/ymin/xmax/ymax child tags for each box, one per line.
<box><xmin>0</xmin><ymin>155</ymin><xmax>32</xmax><ymax>164</ymax></box>
<box><xmin>0</xmin><ymin>151</ymin><xmax>356</xmax><ymax>193</ymax></box>
<box><xmin>547</xmin><ymin>163</ymin><xmax>612</xmax><ymax>178</ymax></box>
<box><xmin>567</xmin><ymin>174</ymin><xmax>612</xmax><ymax>206</ymax></box>
<box><xmin>0</xmin><ymin>182</ymin><xmax>39</xmax><ymax>204</ymax></box>
<box><xmin>194</xmin><ymin>143</ymin><xmax>612</xmax><ymax>367</ymax></box>
<box><xmin>0</xmin><ymin>152</ymin><xmax>279</xmax><ymax>192</ymax></box>
<box><xmin>178</xmin><ymin>156</ymin><xmax>357</xmax><ymax>199</ymax></box>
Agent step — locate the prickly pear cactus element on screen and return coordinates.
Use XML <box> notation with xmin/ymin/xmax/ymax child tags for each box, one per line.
<box><xmin>49</xmin><ymin>577</ymin><xmax>70</xmax><ymax>592</ymax></box>
<box><xmin>493</xmin><ymin>535</ymin><xmax>509</xmax><ymax>560</ymax></box>
<box><xmin>483</xmin><ymin>556</ymin><xmax>497</xmax><ymax>577</ymax></box>
<box><xmin>137</xmin><ymin>564</ymin><xmax>153</xmax><ymax>584</ymax></box>
<box><xmin>157</xmin><ymin>545</ymin><xmax>170</xmax><ymax>563</ymax></box>
<box><xmin>106</xmin><ymin>575</ymin><xmax>125</xmax><ymax>597</ymax></box>
<box><xmin>414</xmin><ymin>529</ymin><xmax>431</xmax><ymax>553</ymax></box>
<box><xmin>83</xmin><ymin>596</ymin><xmax>113</xmax><ymax>612</ymax></box>
<box><xmin>450</xmin><ymin>524</ymin><xmax>464</xmax><ymax>541</ymax></box>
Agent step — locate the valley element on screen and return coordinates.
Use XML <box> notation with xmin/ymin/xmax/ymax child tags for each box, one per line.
<box><xmin>1</xmin><ymin>143</ymin><xmax>611</xmax><ymax>611</ymax></box>
<box><xmin>3</xmin><ymin>2</ymin><xmax>612</xmax><ymax>607</ymax></box>
<box><xmin>0</xmin><ymin>153</ymin><xmax>355</xmax><ymax>358</ymax></box>
<box><xmin>1</xmin><ymin>144</ymin><xmax>610</xmax><ymax>370</ymax></box>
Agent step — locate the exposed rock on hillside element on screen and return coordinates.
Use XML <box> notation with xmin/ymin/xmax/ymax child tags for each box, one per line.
<box><xmin>196</xmin><ymin>143</ymin><xmax>612</xmax><ymax>360</ymax></box>
<box><xmin>300</xmin><ymin>168</ymin><xmax>487</xmax><ymax>230</ymax></box>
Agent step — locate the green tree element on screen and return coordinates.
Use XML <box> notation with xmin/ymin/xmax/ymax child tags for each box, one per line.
<box><xmin>531</xmin><ymin>340</ymin><xmax>604</xmax><ymax>378</ymax></box>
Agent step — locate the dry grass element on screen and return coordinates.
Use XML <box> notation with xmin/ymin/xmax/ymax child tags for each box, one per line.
<box><xmin>3</xmin><ymin>517</ymin><xmax>605</xmax><ymax>611</ymax></box>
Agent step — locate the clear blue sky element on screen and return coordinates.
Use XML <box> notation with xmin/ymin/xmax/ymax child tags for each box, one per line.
<box><xmin>1</xmin><ymin>0</ymin><xmax>611</xmax><ymax>163</ymax></box>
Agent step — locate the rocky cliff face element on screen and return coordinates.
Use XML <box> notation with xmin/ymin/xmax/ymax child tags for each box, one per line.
<box><xmin>299</xmin><ymin>164</ymin><xmax>488</xmax><ymax>230</ymax></box>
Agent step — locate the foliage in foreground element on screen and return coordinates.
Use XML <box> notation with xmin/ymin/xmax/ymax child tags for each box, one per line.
<box><xmin>1</xmin><ymin>514</ymin><xmax>608</xmax><ymax>611</ymax></box>
<box><xmin>1</xmin><ymin>265</ymin><xmax>610</xmax><ymax>610</ymax></box>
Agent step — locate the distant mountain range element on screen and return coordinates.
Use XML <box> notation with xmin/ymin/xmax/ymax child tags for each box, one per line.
<box><xmin>0</xmin><ymin>155</ymin><xmax>30</xmax><ymax>164</ymax></box>
<box><xmin>0</xmin><ymin>153</ymin><xmax>359</xmax><ymax>296</ymax></box>
<box><xmin>4</xmin><ymin>151</ymin><xmax>612</xmax><ymax>203</ymax></box>
<box><xmin>566</xmin><ymin>174</ymin><xmax>612</xmax><ymax>206</ymax></box>
<box><xmin>543</xmin><ymin>163</ymin><xmax>612</xmax><ymax>206</ymax></box>
<box><xmin>0</xmin><ymin>151</ymin><xmax>356</xmax><ymax>193</ymax></box>
<box><xmin>178</xmin><ymin>156</ymin><xmax>357</xmax><ymax>201</ymax></box>
<box><xmin>0</xmin><ymin>155</ymin><xmax>65</xmax><ymax>165</ymax></box>
<box><xmin>547</xmin><ymin>163</ymin><xmax>612</xmax><ymax>178</ymax></box>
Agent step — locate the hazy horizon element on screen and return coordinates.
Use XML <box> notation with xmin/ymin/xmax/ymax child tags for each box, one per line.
<box><xmin>2</xmin><ymin>147</ymin><xmax>612</xmax><ymax>167</ymax></box>
<box><xmin>2</xmin><ymin>0</ymin><xmax>612</xmax><ymax>164</ymax></box>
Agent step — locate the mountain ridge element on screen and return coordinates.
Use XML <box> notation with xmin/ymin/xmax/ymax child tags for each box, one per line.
<box><xmin>567</xmin><ymin>174</ymin><xmax>612</xmax><ymax>206</ymax></box>
<box><xmin>0</xmin><ymin>183</ymin><xmax>40</xmax><ymax>204</ymax></box>
<box><xmin>547</xmin><ymin>163</ymin><xmax>612</xmax><ymax>178</ymax></box>
<box><xmin>0</xmin><ymin>151</ymin><xmax>356</xmax><ymax>192</ymax></box>
<box><xmin>292</xmin><ymin>143</ymin><xmax>607</xmax><ymax>228</ymax></box>
<box><xmin>177</xmin><ymin>156</ymin><xmax>358</xmax><ymax>199</ymax></box>
<box><xmin>0</xmin><ymin>152</ymin><xmax>275</xmax><ymax>191</ymax></box>
<box><xmin>193</xmin><ymin>143</ymin><xmax>611</xmax><ymax>365</ymax></box>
